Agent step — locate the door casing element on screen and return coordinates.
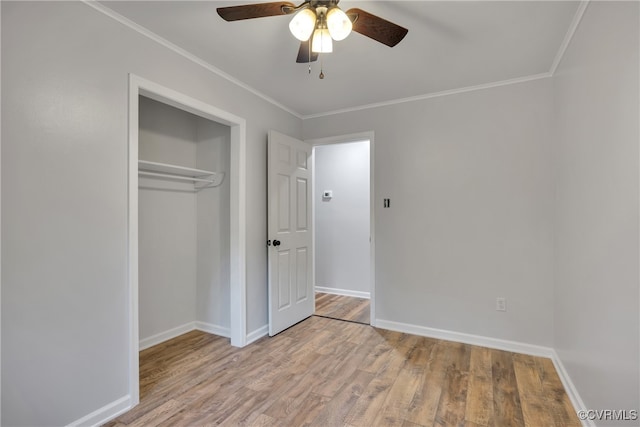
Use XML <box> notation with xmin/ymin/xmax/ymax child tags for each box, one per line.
<box><xmin>127</xmin><ymin>74</ymin><xmax>247</xmax><ymax>407</ymax></box>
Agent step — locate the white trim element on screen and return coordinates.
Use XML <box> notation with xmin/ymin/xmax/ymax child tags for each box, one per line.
<box><xmin>246</xmin><ymin>325</ymin><xmax>269</xmax><ymax>345</ymax></box>
<box><xmin>127</xmin><ymin>75</ymin><xmax>140</xmax><ymax>408</ymax></box>
<box><xmin>139</xmin><ymin>321</ymin><xmax>232</xmax><ymax>352</ymax></box>
<box><xmin>369</xmin><ymin>133</ymin><xmax>376</xmax><ymax>326</ymax></box>
<box><xmin>375</xmin><ymin>319</ymin><xmax>554</xmax><ymax>358</ymax></box>
<box><xmin>550</xmin><ymin>350</ymin><xmax>593</xmax><ymax>427</ymax></box>
<box><xmin>549</xmin><ymin>1</ymin><xmax>590</xmax><ymax>75</ymax></box>
<box><xmin>128</xmin><ymin>74</ymin><xmax>248</xmax><ymax>410</ymax></box>
<box><xmin>66</xmin><ymin>395</ymin><xmax>132</xmax><ymax>427</ymax></box>
<box><xmin>307</xmin><ymin>132</ymin><xmax>376</xmax><ymax>325</ymax></box>
<box><xmin>139</xmin><ymin>322</ymin><xmax>196</xmax><ymax>351</ymax></box>
<box><xmin>229</xmin><ymin>121</ymin><xmax>247</xmax><ymax>347</ymax></box>
<box><xmin>0</xmin><ymin>1</ymin><xmax>3</xmax><ymax>419</ymax></box>
<box><xmin>308</xmin><ymin>132</ymin><xmax>373</xmax><ymax>147</ymax></box>
<box><xmin>315</xmin><ymin>286</ymin><xmax>370</xmax><ymax>300</ymax></box>
<box><xmin>195</xmin><ymin>321</ymin><xmax>230</xmax><ymax>338</ymax></box>
<box><xmin>302</xmin><ymin>73</ymin><xmax>552</xmax><ymax>119</ymax></box>
<box><xmin>82</xmin><ymin>1</ymin><xmax>300</xmax><ymax>119</ymax></box>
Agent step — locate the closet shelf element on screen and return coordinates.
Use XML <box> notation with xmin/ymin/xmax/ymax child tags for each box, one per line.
<box><xmin>138</xmin><ymin>160</ymin><xmax>224</xmax><ymax>189</ymax></box>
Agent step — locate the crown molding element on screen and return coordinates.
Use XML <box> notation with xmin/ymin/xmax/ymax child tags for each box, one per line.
<box><xmin>549</xmin><ymin>1</ymin><xmax>590</xmax><ymax>75</ymax></box>
<box><xmin>82</xmin><ymin>0</ymin><xmax>302</xmax><ymax>119</ymax></box>
<box><xmin>302</xmin><ymin>72</ymin><xmax>552</xmax><ymax>119</ymax></box>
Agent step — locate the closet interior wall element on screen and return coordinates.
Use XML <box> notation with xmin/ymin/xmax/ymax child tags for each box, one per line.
<box><xmin>138</xmin><ymin>96</ymin><xmax>231</xmax><ymax>344</ymax></box>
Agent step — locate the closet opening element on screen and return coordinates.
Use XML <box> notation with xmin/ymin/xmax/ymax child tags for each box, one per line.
<box><xmin>128</xmin><ymin>75</ymin><xmax>247</xmax><ymax>407</ymax></box>
<box><xmin>138</xmin><ymin>95</ymin><xmax>231</xmax><ymax>348</ymax></box>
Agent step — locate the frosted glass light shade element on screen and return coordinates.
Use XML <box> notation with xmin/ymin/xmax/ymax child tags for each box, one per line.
<box><xmin>311</xmin><ymin>28</ymin><xmax>333</xmax><ymax>53</ymax></box>
<box><xmin>289</xmin><ymin>8</ymin><xmax>316</xmax><ymax>41</ymax></box>
<box><xmin>326</xmin><ymin>7</ymin><xmax>352</xmax><ymax>41</ymax></box>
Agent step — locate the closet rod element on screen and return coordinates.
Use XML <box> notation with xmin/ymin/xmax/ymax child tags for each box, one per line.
<box><xmin>138</xmin><ymin>171</ymin><xmax>216</xmax><ymax>184</ymax></box>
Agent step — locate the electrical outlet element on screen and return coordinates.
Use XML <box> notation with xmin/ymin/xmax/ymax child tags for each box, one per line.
<box><xmin>496</xmin><ymin>297</ymin><xmax>507</xmax><ymax>312</ymax></box>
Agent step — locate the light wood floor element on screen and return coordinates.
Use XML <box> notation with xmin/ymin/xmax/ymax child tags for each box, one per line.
<box><xmin>105</xmin><ymin>317</ymin><xmax>579</xmax><ymax>427</ymax></box>
<box><xmin>315</xmin><ymin>292</ymin><xmax>370</xmax><ymax>324</ymax></box>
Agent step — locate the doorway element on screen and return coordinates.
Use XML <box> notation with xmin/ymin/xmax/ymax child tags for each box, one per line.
<box><xmin>127</xmin><ymin>75</ymin><xmax>247</xmax><ymax>407</ymax></box>
<box><xmin>310</xmin><ymin>133</ymin><xmax>375</xmax><ymax>325</ymax></box>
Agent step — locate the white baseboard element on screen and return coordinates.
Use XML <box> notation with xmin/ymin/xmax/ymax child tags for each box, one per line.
<box><xmin>66</xmin><ymin>395</ymin><xmax>132</xmax><ymax>427</ymax></box>
<box><xmin>246</xmin><ymin>324</ymin><xmax>269</xmax><ymax>345</ymax></box>
<box><xmin>550</xmin><ymin>349</ymin><xmax>593</xmax><ymax>427</ymax></box>
<box><xmin>139</xmin><ymin>321</ymin><xmax>231</xmax><ymax>351</ymax></box>
<box><xmin>315</xmin><ymin>286</ymin><xmax>370</xmax><ymax>299</ymax></box>
<box><xmin>375</xmin><ymin>319</ymin><xmax>554</xmax><ymax>358</ymax></box>
<box><xmin>195</xmin><ymin>321</ymin><xmax>230</xmax><ymax>338</ymax></box>
<box><xmin>139</xmin><ymin>322</ymin><xmax>196</xmax><ymax>351</ymax></box>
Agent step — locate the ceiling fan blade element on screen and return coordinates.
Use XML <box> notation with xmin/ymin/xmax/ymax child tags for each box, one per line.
<box><xmin>296</xmin><ymin>41</ymin><xmax>318</xmax><ymax>63</ymax></box>
<box><xmin>346</xmin><ymin>8</ymin><xmax>408</xmax><ymax>47</ymax></box>
<box><xmin>217</xmin><ymin>2</ymin><xmax>296</xmax><ymax>21</ymax></box>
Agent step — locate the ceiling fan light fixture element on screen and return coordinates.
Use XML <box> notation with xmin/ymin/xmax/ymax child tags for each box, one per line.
<box><xmin>289</xmin><ymin>8</ymin><xmax>316</xmax><ymax>41</ymax></box>
<box><xmin>311</xmin><ymin>28</ymin><xmax>333</xmax><ymax>53</ymax></box>
<box><xmin>326</xmin><ymin>7</ymin><xmax>352</xmax><ymax>41</ymax></box>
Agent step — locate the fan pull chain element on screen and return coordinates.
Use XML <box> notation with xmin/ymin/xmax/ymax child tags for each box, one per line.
<box><xmin>319</xmin><ymin>55</ymin><xmax>325</xmax><ymax>79</ymax></box>
<box><xmin>308</xmin><ymin>38</ymin><xmax>312</xmax><ymax>74</ymax></box>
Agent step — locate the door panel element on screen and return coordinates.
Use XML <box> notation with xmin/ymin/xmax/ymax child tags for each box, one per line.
<box><xmin>277</xmin><ymin>174</ymin><xmax>291</xmax><ymax>231</ymax></box>
<box><xmin>268</xmin><ymin>130</ymin><xmax>313</xmax><ymax>336</ymax></box>
<box><xmin>296</xmin><ymin>178</ymin><xmax>308</xmax><ymax>230</ymax></box>
<box><xmin>296</xmin><ymin>247</ymin><xmax>309</xmax><ymax>301</ymax></box>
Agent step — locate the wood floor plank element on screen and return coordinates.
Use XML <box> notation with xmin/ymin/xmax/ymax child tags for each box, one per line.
<box><xmin>126</xmin><ymin>399</ymin><xmax>185</xmax><ymax>427</ymax></box>
<box><xmin>314</xmin><ymin>292</ymin><xmax>370</xmax><ymax>324</ymax></box>
<box><xmin>404</xmin><ymin>341</ymin><xmax>449</xmax><ymax>426</ymax></box>
<box><xmin>491</xmin><ymin>349</ymin><xmax>525</xmax><ymax>426</ymax></box>
<box><xmin>373</xmin><ymin>366</ymin><xmax>424</xmax><ymax>427</ymax></box>
<box><xmin>308</xmin><ymin>369</ymin><xmax>375</xmax><ymax>427</ymax></box>
<box><xmin>344</xmin><ymin>341</ymin><xmax>406</xmax><ymax>426</ymax></box>
<box><xmin>465</xmin><ymin>346</ymin><xmax>494</xmax><ymax>426</ymax></box>
<box><xmin>261</xmin><ymin>352</ymin><xmax>328</xmax><ymax>419</ymax></box>
<box><xmin>535</xmin><ymin>357</ymin><xmax>582</xmax><ymax>427</ymax></box>
<box><xmin>433</xmin><ymin>341</ymin><xmax>471</xmax><ymax>426</ymax></box>
<box><xmin>280</xmin><ymin>392</ymin><xmax>331</xmax><ymax>426</ymax></box>
<box><xmin>247</xmin><ymin>413</ymin><xmax>279</xmax><ymax>427</ymax></box>
<box><xmin>513</xmin><ymin>353</ymin><xmax>550</xmax><ymax>427</ymax></box>
<box><xmin>107</xmin><ymin>320</ymin><xmax>579</xmax><ymax>427</ymax></box>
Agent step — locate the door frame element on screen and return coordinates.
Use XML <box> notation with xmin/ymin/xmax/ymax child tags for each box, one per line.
<box><xmin>306</xmin><ymin>131</ymin><xmax>376</xmax><ymax>325</ymax></box>
<box><xmin>127</xmin><ymin>74</ymin><xmax>247</xmax><ymax>406</ymax></box>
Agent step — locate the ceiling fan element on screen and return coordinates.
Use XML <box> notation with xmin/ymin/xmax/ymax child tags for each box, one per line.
<box><xmin>217</xmin><ymin>1</ymin><xmax>408</xmax><ymax>64</ymax></box>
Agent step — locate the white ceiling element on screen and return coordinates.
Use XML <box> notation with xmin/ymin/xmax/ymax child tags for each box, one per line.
<box><xmin>98</xmin><ymin>1</ymin><xmax>582</xmax><ymax>117</ymax></box>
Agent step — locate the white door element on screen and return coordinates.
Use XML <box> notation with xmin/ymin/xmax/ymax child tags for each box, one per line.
<box><xmin>268</xmin><ymin>130</ymin><xmax>314</xmax><ymax>336</ymax></box>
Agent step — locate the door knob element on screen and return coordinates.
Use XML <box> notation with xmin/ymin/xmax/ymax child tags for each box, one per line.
<box><xmin>273</xmin><ymin>240</ymin><xmax>281</xmax><ymax>247</ymax></box>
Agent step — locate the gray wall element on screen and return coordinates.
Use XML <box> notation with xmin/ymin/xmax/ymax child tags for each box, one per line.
<box><xmin>553</xmin><ymin>1</ymin><xmax>639</xmax><ymax>422</ymax></box>
<box><xmin>305</xmin><ymin>79</ymin><xmax>556</xmax><ymax>346</ymax></box>
<box><xmin>196</xmin><ymin>116</ymin><xmax>231</xmax><ymax>329</ymax></box>
<box><xmin>1</xmin><ymin>1</ymin><xmax>300</xmax><ymax>425</ymax></box>
<box><xmin>314</xmin><ymin>141</ymin><xmax>371</xmax><ymax>295</ymax></box>
<box><xmin>139</xmin><ymin>97</ymin><xmax>199</xmax><ymax>340</ymax></box>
